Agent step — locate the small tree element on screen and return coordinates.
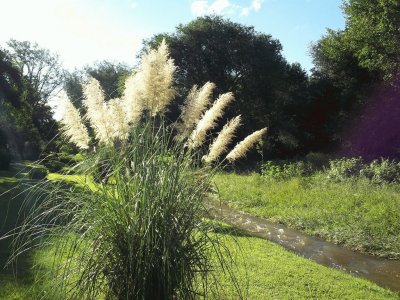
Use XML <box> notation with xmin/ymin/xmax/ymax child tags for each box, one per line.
<box><xmin>7</xmin><ymin>39</ymin><xmax>66</xmax><ymax>105</ymax></box>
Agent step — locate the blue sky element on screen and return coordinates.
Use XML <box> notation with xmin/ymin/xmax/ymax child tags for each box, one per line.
<box><xmin>0</xmin><ymin>0</ymin><xmax>345</xmax><ymax>72</ymax></box>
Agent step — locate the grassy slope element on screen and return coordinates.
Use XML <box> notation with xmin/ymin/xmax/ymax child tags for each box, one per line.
<box><xmin>214</xmin><ymin>172</ymin><xmax>400</xmax><ymax>258</ymax></box>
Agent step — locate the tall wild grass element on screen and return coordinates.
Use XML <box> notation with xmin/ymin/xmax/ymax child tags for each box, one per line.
<box><xmin>5</xmin><ymin>40</ymin><xmax>266</xmax><ymax>299</ymax></box>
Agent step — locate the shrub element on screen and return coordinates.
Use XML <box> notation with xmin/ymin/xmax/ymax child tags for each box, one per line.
<box><xmin>282</xmin><ymin>161</ymin><xmax>312</xmax><ymax>178</ymax></box>
<box><xmin>361</xmin><ymin>158</ymin><xmax>400</xmax><ymax>183</ymax></box>
<box><xmin>261</xmin><ymin>160</ymin><xmax>312</xmax><ymax>180</ymax></box>
<box><xmin>261</xmin><ymin>161</ymin><xmax>284</xmax><ymax>180</ymax></box>
<box><xmin>326</xmin><ymin>157</ymin><xmax>364</xmax><ymax>180</ymax></box>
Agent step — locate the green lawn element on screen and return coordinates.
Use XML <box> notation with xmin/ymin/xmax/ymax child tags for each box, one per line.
<box><xmin>214</xmin><ymin>172</ymin><xmax>400</xmax><ymax>259</ymax></box>
<box><xmin>1</xmin><ymin>169</ymin><xmax>399</xmax><ymax>299</ymax></box>
<box><xmin>1</xmin><ymin>225</ymin><xmax>398</xmax><ymax>299</ymax></box>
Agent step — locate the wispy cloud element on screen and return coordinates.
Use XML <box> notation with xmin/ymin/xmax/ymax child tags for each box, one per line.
<box><xmin>191</xmin><ymin>0</ymin><xmax>264</xmax><ymax>17</ymax></box>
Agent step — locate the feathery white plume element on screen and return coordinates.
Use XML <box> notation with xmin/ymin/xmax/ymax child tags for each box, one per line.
<box><xmin>203</xmin><ymin>115</ymin><xmax>241</xmax><ymax>163</ymax></box>
<box><xmin>123</xmin><ymin>71</ymin><xmax>143</xmax><ymax>127</ymax></box>
<box><xmin>106</xmin><ymin>98</ymin><xmax>130</xmax><ymax>141</ymax></box>
<box><xmin>226</xmin><ymin>127</ymin><xmax>267</xmax><ymax>162</ymax></box>
<box><xmin>138</xmin><ymin>39</ymin><xmax>176</xmax><ymax>115</ymax></box>
<box><xmin>189</xmin><ymin>92</ymin><xmax>234</xmax><ymax>147</ymax></box>
<box><xmin>179</xmin><ymin>82</ymin><xmax>215</xmax><ymax>136</ymax></box>
<box><xmin>83</xmin><ymin>77</ymin><xmax>113</xmax><ymax>145</ymax></box>
<box><xmin>59</xmin><ymin>96</ymin><xmax>90</xmax><ymax>150</ymax></box>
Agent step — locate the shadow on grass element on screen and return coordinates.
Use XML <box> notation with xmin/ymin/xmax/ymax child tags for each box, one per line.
<box><xmin>0</xmin><ymin>179</ymin><xmax>42</xmax><ymax>299</ymax></box>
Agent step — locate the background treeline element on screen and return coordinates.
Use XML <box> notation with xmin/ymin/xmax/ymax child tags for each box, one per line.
<box><xmin>1</xmin><ymin>0</ymin><xmax>399</xmax><ymax>169</ymax></box>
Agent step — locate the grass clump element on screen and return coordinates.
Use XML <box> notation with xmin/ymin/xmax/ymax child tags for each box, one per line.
<box><xmin>3</xmin><ymin>40</ymin><xmax>269</xmax><ymax>299</ymax></box>
<box><xmin>261</xmin><ymin>155</ymin><xmax>400</xmax><ymax>184</ymax></box>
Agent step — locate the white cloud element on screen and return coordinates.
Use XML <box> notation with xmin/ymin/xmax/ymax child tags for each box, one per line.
<box><xmin>240</xmin><ymin>0</ymin><xmax>264</xmax><ymax>16</ymax></box>
<box><xmin>130</xmin><ymin>1</ymin><xmax>138</xmax><ymax>9</ymax></box>
<box><xmin>191</xmin><ymin>0</ymin><xmax>264</xmax><ymax>17</ymax></box>
<box><xmin>191</xmin><ymin>0</ymin><xmax>208</xmax><ymax>16</ymax></box>
<box><xmin>252</xmin><ymin>0</ymin><xmax>262</xmax><ymax>12</ymax></box>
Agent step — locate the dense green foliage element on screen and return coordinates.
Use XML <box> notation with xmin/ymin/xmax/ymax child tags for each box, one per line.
<box><xmin>64</xmin><ymin>61</ymin><xmax>131</xmax><ymax>107</ymax></box>
<box><xmin>4</xmin><ymin>4</ymin><xmax>400</xmax><ymax>160</ymax></box>
<box><xmin>215</xmin><ymin>172</ymin><xmax>400</xmax><ymax>258</ymax></box>
<box><xmin>343</xmin><ymin>0</ymin><xmax>400</xmax><ymax>81</ymax></box>
<box><xmin>261</xmin><ymin>156</ymin><xmax>400</xmax><ymax>184</ymax></box>
<box><xmin>311</xmin><ymin>0</ymin><xmax>400</xmax><ymax>158</ymax></box>
<box><xmin>145</xmin><ymin>12</ymin><xmax>400</xmax><ymax>159</ymax></box>
<box><xmin>145</xmin><ymin>16</ymin><xmax>315</xmax><ymax>158</ymax></box>
<box><xmin>0</xmin><ymin>41</ymin><xmax>63</xmax><ymax>162</ymax></box>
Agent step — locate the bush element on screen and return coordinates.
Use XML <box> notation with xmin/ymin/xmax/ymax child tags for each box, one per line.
<box><xmin>261</xmin><ymin>160</ymin><xmax>312</xmax><ymax>180</ymax></box>
<box><xmin>361</xmin><ymin>158</ymin><xmax>400</xmax><ymax>183</ymax></box>
<box><xmin>282</xmin><ymin>161</ymin><xmax>312</xmax><ymax>178</ymax></box>
<box><xmin>326</xmin><ymin>157</ymin><xmax>364</xmax><ymax>180</ymax></box>
<box><xmin>261</xmin><ymin>161</ymin><xmax>284</xmax><ymax>180</ymax></box>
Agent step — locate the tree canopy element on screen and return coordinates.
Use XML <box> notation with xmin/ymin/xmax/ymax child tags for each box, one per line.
<box><xmin>311</xmin><ymin>0</ymin><xmax>400</xmax><ymax>158</ymax></box>
<box><xmin>343</xmin><ymin>0</ymin><xmax>400</xmax><ymax>81</ymax></box>
<box><xmin>64</xmin><ymin>61</ymin><xmax>130</xmax><ymax>107</ymax></box>
<box><xmin>0</xmin><ymin>41</ymin><xmax>63</xmax><ymax>160</ymax></box>
<box><xmin>7</xmin><ymin>39</ymin><xmax>66</xmax><ymax>105</ymax></box>
<box><xmin>145</xmin><ymin>16</ymin><xmax>311</xmax><ymax>158</ymax></box>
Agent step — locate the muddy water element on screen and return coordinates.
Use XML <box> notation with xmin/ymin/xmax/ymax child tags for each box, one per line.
<box><xmin>208</xmin><ymin>204</ymin><xmax>400</xmax><ymax>292</ymax></box>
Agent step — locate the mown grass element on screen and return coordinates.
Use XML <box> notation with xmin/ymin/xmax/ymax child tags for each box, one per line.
<box><xmin>1</xmin><ymin>170</ymin><xmax>399</xmax><ymax>299</ymax></box>
<box><xmin>1</xmin><ymin>224</ymin><xmax>398</xmax><ymax>299</ymax></box>
<box><xmin>214</xmin><ymin>172</ymin><xmax>400</xmax><ymax>259</ymax></box>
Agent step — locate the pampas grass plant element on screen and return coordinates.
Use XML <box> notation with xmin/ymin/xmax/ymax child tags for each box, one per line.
<box><xmin>8</xmin><ymin>39</ymin><xmax>266</xmax><ymax>299</ymax></box>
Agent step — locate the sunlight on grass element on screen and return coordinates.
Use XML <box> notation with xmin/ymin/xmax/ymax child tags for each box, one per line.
<box><xmin>1</xmin><ymin>229</ymin><xmax>397</xmax><ymax>300</ymax></box>
<box><xmin>214</xmin><ymin>172</ymin><xmax>400</xmax><ymax>258</ymax></box>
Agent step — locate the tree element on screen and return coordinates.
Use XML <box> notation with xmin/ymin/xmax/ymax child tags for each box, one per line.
<box><xmin>145</xmin><ymin>16</ymin><xmax>310</xmax><ymax>158</ymax></box>
<box><xmin>7</xmin><ymin>39</ymin><xmax>66</xmax><ymax>106</ymax></box>
<box><xmin>310</xmin><ymin>0</ymin><xmax>400</xmax><ymax>158</ymax></box>
<box><xmin>312</xmin><ymin>0</ymin><xmax>400</xmax><ymax>85</ymax></box>
<box><xmin>85</xmin><ymin>61</ymin><xmax>130</xmax><ymax>100</ymax></box>
<box><xmin>0</xmin><ymin>49</ymin><xmax>24</xmax><ymax>109</ymax></box>
<box><xmin>343</xmin><ymin>0</ymin><xmax>400</xmax><ymax>82</ymax></box>
<box><xmin>310</xmin><ymin>29</ymin><xmax>377</xmax><ymax>150</ymax></box>
<box><xmin>0</xmin><ymin>48</ymin><xmax>43</xmax><ymax>160</ymax></box>
<box><xmin>64</xmin><ymin>61</ymin><xmax>130</xmax><ymax>107</ymax></box>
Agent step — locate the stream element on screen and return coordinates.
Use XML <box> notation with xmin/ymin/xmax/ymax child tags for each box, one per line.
<box><xmin>208</xmin><ymin>203</ymin><xmax>400</xmax><ymax>292</ymax></box>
